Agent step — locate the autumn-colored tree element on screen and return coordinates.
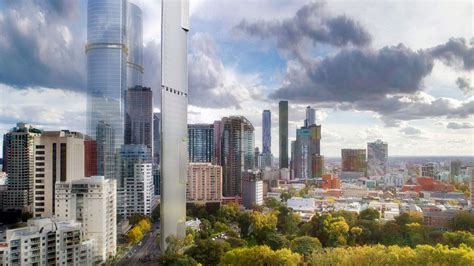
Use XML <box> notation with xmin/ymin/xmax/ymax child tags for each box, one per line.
<box><xmin>219</xmin><ymin>245</ymin><xmax>301</xmax><ymax>266</ymax></box>
<box><xmin>137</xmin><ymin>218</ymin><xmax>152</xmax><ymax>234</ymax></box>
<box><xmin>443</xmin><ymin>231</ymin><xmax>474</xmax><ymax>248</ymax></box>
<box><xmin>452</xmin><ymin>211</ymin><xmax>474</xmax><ymax>232</ymax></box>
<box><xmin>127</xmin><ymin>226</ymin><xmax>143</xmax><ymax>244</ymax></box>
<box><xmin>185</xmin><ymin>239</ymin><xmax>231</xmax><ymax>265</ymax></box>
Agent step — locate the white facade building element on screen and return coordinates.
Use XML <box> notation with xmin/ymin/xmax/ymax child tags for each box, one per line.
<box><xmin>55</xmin><ymin>176</ymin><xmax>117</xmax><ymax>263</ymax></box>
<box><xmin>0</xmin><ymin>218</ymin><xmax>93</xmax><ymax>266</ymax></box>
<box><xmin>287</xmin><ymin>197</ymin><xmax>316</xmax><ymax>222</ymax></box>
<box><xmin>120</xmin><ymin>163</ymin><xmax>155</xmax><ymax>217</ymax></box>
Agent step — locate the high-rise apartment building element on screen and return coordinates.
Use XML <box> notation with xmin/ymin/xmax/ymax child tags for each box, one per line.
<box><xmin>2</xmin><ymin>123</ymin><xmax>42</xmax><ymax>210</ymax></box>
<box><xmin>86</xmin><ymin>0</ymin><xmax>127</xmax><ymax>151</ymax></box>
<box><xmin>96</xmin><ymin>121</ymin><xmax>115</xmax><ymax>179</ymax></box>
<box><xmin>422</xmin><ymin>162</ymin><xmax>438</xmax><ymax>178</ymax></box>
<box><xmin>153</xmin><ymin>112</ymin><xmax>161</xmax><ymax>164</ymax></box>
<box><xmin>279</xmin><ymin>101</ymin><xmax>289</xmax><ymax>168</ymax></box>
<box><xmin>213</xmin><ymin>120</ymin><xmax>223</xmax><ymax>165</ymax></box>
<box><xmin>188</xmin><ymin>124</ymin><xmax>214</xmax><ymax>163</ymax></box>
<box><xmin>126</xmin><ymin>1</ymin><xmax>143</xmax><ymax>89</ymax></box>
<box><xmin>55</xmin><ymin>176</ymin><xmax>117</xmax><ymax>263</ymax></box>
<box><xmin>367</xmin><ymin>140</ymin><xmax>388</xmax><ymax>177</ymax></box>
<box><xmin>0</xmin><ymin>218</ymin><xmax>94</xmax><ymax>266</ymax></box>
<box><xmin>304</xmin><ymin>106</ymin><xmax>316</xmax><ymax>127</ymax></box>
<box><xmin>124</xmin><ymin>86</ymin><xmax>153</xmax><ymax>150</ymax></box>
<box><xmin>117</xmin><ymin>144</ymin><xmax>154</xmax><ymax>218</ymax></box>
<box><xmin>220</xmin><ymin>116</ymin><xmax>255</xmax><ymax>197</ymax></box>
<box><xmin>341</xmin><ymin>149</ymin><xmax>367</xmax><ymax>174</ymax></box>
<box><xmin>32</xmin><ymin>131</ymin><xmax>85</xmax><ymax>218</ymax></box>
<box><xmin>160</xmin><ymin>0</ymin><xmax>189</xmax><ymax>248</ymax></box>
<box><xmin>450</xmin><ymin>160</ymin><xmax>462</xmax><ymax>179</ymax></box>
<box><xmin>187</xmin><ymin>163</ymin><xmax>222</xmax><ymax>203</ymax></box>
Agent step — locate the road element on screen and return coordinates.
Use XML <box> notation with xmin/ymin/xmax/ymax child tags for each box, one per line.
<box><xmin>116</xmin><ymin>222</ymin><xmax>160</xmax><ymax>265</ymax></box>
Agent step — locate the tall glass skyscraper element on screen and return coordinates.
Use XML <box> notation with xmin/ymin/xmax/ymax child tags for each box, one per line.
<box><xmin>86</xmin><ymin>0</ymin><xmax>127</xmax><ymax>152</ymax></box>
<box><xmin>279</xmin><ymin>101</ymin><xmax>289</xmax><ymax>168</ymax></box>
<box><xmin>262</xmin><ymin>110</ymin><xmax>271</xmax><ymax>154</ymax></box>
<box><xmin>304</xmin><ymin>106</ymin><xmax>316</xmax><ymax>127</ymax></box>
<box><xmin>124</xmin><ymin>86</ymin><xmax>153</xmax><ymax>150</ymax></box>
<box><xmin>126</xmin><ymin>1</ymin><xmax>143</xmax><ymax>89</ymax></box>
<box><xmin>153</xmin><ymin>112</ymin><xmax>161</xmax><ymax>164</ymax></box>
<box><xmin>188</xmin><ymin>124</ymin><xmax>214</xmax><ymax>163</ymax></box>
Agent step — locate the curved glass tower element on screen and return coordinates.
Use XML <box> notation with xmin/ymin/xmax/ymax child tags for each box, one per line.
<box><xmin>86</xmin><ymin>0</ymin><xmax>127</xmax><ymax>159</ymax></box>
<box><xmin>126</xmin><ymin>2</ymin><xmax>143</xmax><ymax>88</ymax></box>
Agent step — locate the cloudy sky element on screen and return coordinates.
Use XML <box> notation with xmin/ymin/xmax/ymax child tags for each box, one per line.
<box><xmin>0</xmin><ymin>0</ymin><xmax>473</xmax><ymax>157</ymax></box>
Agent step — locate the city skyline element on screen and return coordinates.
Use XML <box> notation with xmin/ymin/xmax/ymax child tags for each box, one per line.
<box><xmin>0</xmin><ymin>0</ymin><xmax>473</xmax><ymax>158</ymax></box>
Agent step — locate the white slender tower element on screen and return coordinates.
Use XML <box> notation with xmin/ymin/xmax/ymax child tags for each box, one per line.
<box><xmin>160</xmin><ymin>0</ymin><xmax>189</xmax><ymax>250</ymax></box>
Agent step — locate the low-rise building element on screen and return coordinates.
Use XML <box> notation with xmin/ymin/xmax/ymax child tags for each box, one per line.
<box><xmin>0</xmin><ymin>218</ymin><xmax>93</xmax><ymax>265</ymax></box>
<box><xmin>422</xmin><ymin>205</ymin><xmax>459</xmax><ymax>231</ymax></box>
<box><xmin>242</xmin><ymin>171</ymin><xmax>263</xmax><ymax>209</ymax></box>
<box><xmin>287</xmin><ymin>197</ymin><xmax>316</xmax><ymax>222</ymax></box>
<box><xmin>368</xmin><ymin>202</ymin><xmax>400</xmax><ymax>221</ymax></box>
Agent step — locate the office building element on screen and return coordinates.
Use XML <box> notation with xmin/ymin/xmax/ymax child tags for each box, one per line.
<box><xmin>56</xmin><ymin>176</ymin><xmax>117</xmax><ymax>263</ymax></box>
<box><xmin>279</xmin><ymin>101</ymin><xmax>289</xmax><ymax>168</ymax></box>
<box><xmin>32</xmin><ymin>130</ymin><xmax>85</xmax><ymax>218</ymax></box>
<box><xmin>261</xmin><ymin>110</ymin><xmax>273</xmax><ymax>169</ymax></box>
<box><xmin>187</xmin><ymin>163</ymin><xmax>222</xmax><ymax>203</ymax></box>
<box><xmin>153</xmin><ymin>165</ymin><xmax>160</xmax><ymax>196</ymax></box>
<box><xmin>96</xmin><ymin>121</ymin><xmax>115</xmax><ymax>179</ymax></box>
<box><xmin>126</xmin><ymin>1</ymin><xmax>143</xmax><ymax>89</ymax></box>
<box><xmin>367</xmin><ymin>140</ymin><xmax>388</xmax><ymax>177</ymax></box>
<box><xmin>0</xmin><ymin>218</ymin><xmax>94</xmax><ymax>266</ymax></box>
<box><xmin>242</xmin><ymin>171</ymin><xmax>263</xmax><ymax>209</ymax></box>
<box><xmin>124</xmin><ymin>86</ymin><xmax>153</xmax><ymax>150</ymax></box>
<box><xmin>341</xmin><ymin>149</ymin><xmax>367</xmax><ymax>175</ymax></box>
<box><xmin>450</xmin><ymin>160</ymin><xmax>462</xmax><ymax>179</ymax></box>
<box><xmin>86</xmin><ymin>0</ymin><xmax>127</xmax><ymax>152</ymax></box>
<box><xmin>188</xmin><ymin>124</ymin><xmax>214</xmax><ymax>163</ymax></box>
<box><xmin>160</xmin><ymin>0</ymin><xmax>189</xmax><ymax>249</ymax></box>
<box><xmin>153</xmin><ymin>112</ymin><xmax>161</xmax><ymax>164</ymax></box>
<box><xmin>220</xmin><ymin>116</ymin><xmax>255</xmax><ymax>197</ymax></box>
<box><xmin>293</xmin><ymin>125</ymin><xmax>321</xmax><ymax>179</ymax></box>
<box><xmin>2</xmin><ymin>123</ymin><xmax>42</xmax><ymax>210</ymax></box>
<box><xmin>304</xmin><ymin>106</ymin><xmax>316</xmax><ymax>127</ymax></box>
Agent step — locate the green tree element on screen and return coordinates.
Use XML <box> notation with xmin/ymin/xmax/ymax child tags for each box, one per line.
<box><xmin>249</xmin><ymin>211</ymin><xmax>278</xmax><ymax>242</ymax></box>
<box><xmin>395</xmin><ymin>211</ymin><xmax>423</xmax><ymax>226</ymax></box>
<box><xmin>185</xmin><ymin>239</ymin><xmax>231</xmax><ymax>265</ymax></box>
<box><xmin>214</xmin><ymin>221</ymin><xmax>230</xmax><ymax>233</ymax></box>
<box><xmin>333</xmin><ymin>210</ymin><xmax>359</xmax><ymax>227</ymax></box>
<box><xmin>290</xmin><ymin>236</ymin><xmax>322</xmax><ymax>258</ymax></box>
<box><xmin>263</xmin><ymin>233</ymin><xmax>290</xmax><ymax>250</ymax></box>
<box><xmin>277</xmin><ymin>205</ymin><xmax>301</xmax><ymax>235</ymax></box>
<box><xmin>443</xmin><ymin>231</ymin><xmax>474</xmax><ymax>248</ymax></box>
<box><xmin>452</xmin><ymin>211</ymin><xmax>474</xmax><ymax>232</ymax></box>
<box><xmin>128</xmin><ymin>213</ymin><xmax>147</xmax><ymax>225</ymax></box>
<box><xmin>217</xmin><ymin>203</ymin><xmax>240</xmax><ymax>223</ymax></box>
<box><xmin>359</xmin><ymin>208</ymin><xmax>380</xmax><ymax>221</ymax></box>
<box><xmin>159</xmin><ymin>254</ymin><xmax>198</xmax><ymax>266</ymax></box>
<box><xmin>219</xmin><ymin>245</ymin><xmax>301</xmax><ymax>266</ymax></box>
<box><xmin>151</xmin><ymin>204</ymin><xmax>160</xmax><ymax>222</ymax></box>
<box><xmin>264</xmin><ymin>197</ymin><xmax>283</xmax><ymax>210</ymax></box>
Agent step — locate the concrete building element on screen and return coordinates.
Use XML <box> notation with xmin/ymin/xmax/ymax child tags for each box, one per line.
<box><xmin>261</xmin><ymin>110</ymin><xmax>273</xmax><ymax>169</ymax></box>
<box><xmin>0</xmin><ymin>218</ymin><xmax>94</xmax><ymax>266</ymax></box>
<box><xmin>242</xmin><ymin>171</ymin><xmax>263</xmax><ymax>209</ymax></box>
<box><xmin>421</xmin><ymin>162</ymin><xmax>438</xmax><ymax>178</ymax></box>
<box><xmin>422</xmin><ymin>205</ymin><xmax>459</xmax><ymax>231</ymax></box>
<box><xmin>117</xmin><ymin>144</ymin><xmax>154</xmax><ymax>218</ymax></box>
<box><xmin>188</xmin><ymin>124</ymin><xmax>214</xmax><ymax>163</ymax></box>
<box><xmin>55</xmin><ymin>176</ymin><xmax>117</xmax><ymax>263</ymax></box>
<box><xmin>220</xmin><ymin>116</ymin><xmax>255</xmax><ymax>197</ymax></box>
<box><xmin>160</xmin><ymin>0</ymin><xmax>189</xmax><ymax>248</ymax></box>
<box><xmin>367</xmin><ymin>140</ymin><xmax>388</xmax><ymax>177</ymax></box>
<box><xmin>187</xmin><ymin>163</ymin><xmax>222</xmax><ymax>203</ymax></box>
<box><xmin>341</xmin><ymin>149</ymin><xmax>367</xmax><ymax>177</ymax></box>
<box><xmin>32</xmin><ymin>130</ymin><xmax>85</xmax><ymax>218</ymax></box>
<box><xmin>124</xmin><ymin>86</ymin><xmax>153</xmax><ymax>151</ymax></box>
<box><xmin>2</xmin><ymin>123</ymin><xmax>42</xmax><ymax>211</ymax></box>
<box><xmin>279</xmin><ymin>101</ymin><xmax>289</xmax><ymax>169</ymax></box>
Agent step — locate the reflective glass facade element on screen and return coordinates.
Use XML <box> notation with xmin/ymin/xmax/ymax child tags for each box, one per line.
<box><xmin>86</xmin><ymin>0</ymin><xmax>127</xmax><ymax>152</ymax></box>
<box><xmin>262</xmin><ymin>110</ymin><xmax>271</xmax><ymax>154</ymax></box>
<box><xmin>188</xmin><ymin>124</ymin><xmax>214</xmax><ymax>163</ymax></box>
<box><xmin>279</xmin><ymin>101</ymin><xmax>289</xmax><ymax>168</ymax></box>
<box><xmin>126</xmin><ymin>2</ymin><xmax>143</xmax><ymax>88</ymax></box>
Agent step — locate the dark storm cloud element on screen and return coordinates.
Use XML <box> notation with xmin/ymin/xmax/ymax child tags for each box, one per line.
<box><xmin>456</xmin><ymin>77</ymin><xmax>474</xmax><ymax>95</ymax></box>
<box><xmin>429</xmin><ymin>38</ymin><xmax>474</xmax><ymax>70</ymax></box>
<box><xmin>271</xmin><ymin>44</ymin><xmax>433</xmax><ymax>102</ymax></box>
<box><xmin>447</xmin><ymin>121</ymin><xmax>474</xmax><ymax>129</ymax></box>
<box><xmin>0</xmin><ymin>0</ymin><xmax>85</xmax><ymax>91</ymax></box>
<box><xmin>234</xmin><ymin>2</ymin><xmax>371</xmax><ymax>58</ymax></box>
